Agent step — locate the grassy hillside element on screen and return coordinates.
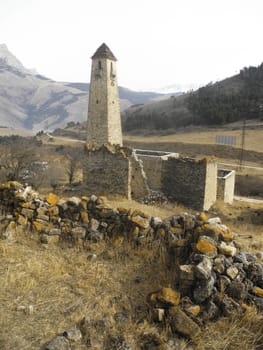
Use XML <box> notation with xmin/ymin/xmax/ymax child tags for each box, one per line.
<box><xmin>122</xmin><ymin>63</ymin><xmax>263</xmax><ymax>132</ymax></box>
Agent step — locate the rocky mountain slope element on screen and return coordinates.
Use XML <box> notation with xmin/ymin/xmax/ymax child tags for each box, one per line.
<box><xmin>0</xmin><ymin>44</ymin><xmax>165</xmax><ymax>132</ymax></box>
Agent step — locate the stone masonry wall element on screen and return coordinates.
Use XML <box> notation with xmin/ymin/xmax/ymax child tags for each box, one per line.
<box><xmin>130</xmin><ymin>151</ymin><xmax>150</xmax><ymax>199</ymax></box>
<box><xmin>83</xmin><ymin>145</ymin><xmax>149</xmax><ymax>200</ymax></box>
<box><xmin>83</xmin><ymin>145</ymin><xmax>130</xmax><ymax>198</ymax></box>
<box><xmin>137</xmin><ymin>155</ymin><xmax>163</xmax><ymax>191</ymax></box>
<box><xmin>161</xmin><ymin>157</ymin><xmax>217</xmax><ymax>210</ymax></box>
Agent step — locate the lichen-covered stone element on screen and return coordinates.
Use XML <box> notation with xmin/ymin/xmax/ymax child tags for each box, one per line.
<box><xmin>156</xmin><ymin>287</ymin><xmax>181</xmax><ymax>306</ymax></box>
<box><xmin>253</xmin><ymin>286</ymin><xmax>263</xmax><ymax>298</ymax></box>
<box><xmin>46</xmin><ymin>193</ymin><xmax>59</xmax><ymax>206</ymax></box>
<box><xmin>196</xmin><ymin>236</ymin><xmax>218</xmax><ymax>258</ymax></box>
<box><xmin>130</xmin><ymin>214</ymin><xmax>150</xmax><ymax>229</ymax></box>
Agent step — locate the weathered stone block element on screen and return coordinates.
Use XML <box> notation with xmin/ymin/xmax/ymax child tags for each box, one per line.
<box><xmin>169</xmin><ymin>306</ymin><xmax>200</xmax><ymax>338</ymax></box>
<box><xmin>219</xmin><ymin>241</ymin><xmax>237</xmax><ymax>257</ymax></box>
<box><xmin>195</xmin><ymin>256</ymin><xmax>212</xmax><ymax>280</ymax></box>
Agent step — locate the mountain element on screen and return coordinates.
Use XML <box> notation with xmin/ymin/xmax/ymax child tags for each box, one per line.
<box><xmin>122</xmin><ymin>64</ymin><xmax>263</xmax><ymax>132</ymax></box>
<box><xmin>0</xmin><ymin>44</ymin><xmax>165</xmax><ymax>132</ymax></box>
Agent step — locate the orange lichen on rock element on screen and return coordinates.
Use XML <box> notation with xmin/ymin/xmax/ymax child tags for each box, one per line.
<box><xmin>253</xmin><ymin>286</ymin><xmax>263</xmax><ymax>298</ymax></box>
<box><xmin>199</xmin><ymin>212</ymin><xmax>208</xmax><ymax>222</ymax></box>
<box><xmin>196</xmin><ymin>236</ymin><xmax>217</xmax><ymax>257</ymax></box>
<box><xmin>156</xmin><ymin>287</ymin><xmax>181</xmax><ymax>306</ymax></box>
<box><xmin>46</xmin><ymin>193</ymin><xmax>59</xmax><ymax>206</ymax></box>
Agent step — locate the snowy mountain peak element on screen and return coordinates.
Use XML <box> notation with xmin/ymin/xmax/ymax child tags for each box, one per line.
<box><xmin>0</xmin><ymin>43</ymin><xmax>26</xmax><ymax>70</ymax></box>
<box><xmin>0</xmin><ymin>43</ymin><xmax>38</xmax><ymax>75</ymax></box>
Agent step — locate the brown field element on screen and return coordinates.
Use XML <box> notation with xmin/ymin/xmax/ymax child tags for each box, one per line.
<box><xmin>124</xmin><ymin>123</ymin><xmax>263</xmax><ymax>153</ymax></box>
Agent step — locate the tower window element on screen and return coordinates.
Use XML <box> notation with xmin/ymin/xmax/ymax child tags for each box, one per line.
<box><xmin>110</xmin><ymin>62</ymin><xmax>116</xmax><ymax>79</ymax></box>
<box><xmin>98</xmin><ymin>61</ymin><xmax>102</xmax><ymax>69</ymax></box>
<box><xmin>96</xmin><ymin>100</ymin><xmax>99</xmax><ymax>104</ymax></box>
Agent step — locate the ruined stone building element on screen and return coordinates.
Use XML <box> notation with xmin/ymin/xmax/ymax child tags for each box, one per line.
<box><xmin>84</xmin><ymin>43</ymin><xmax>234</xmax><ymax>210</ymax></box>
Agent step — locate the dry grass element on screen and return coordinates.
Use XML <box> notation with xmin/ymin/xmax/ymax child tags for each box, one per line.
<box><xmin>124</xmin><ymin>127</ymin><xmax>263</xmax><ymax>153</ymax></box>
<box><xmin>194</xmin><ymin>309</ymin><xmax>263</xmax><ymax>350</ymax></box>
<box><xmin>0</xmin><ymin>232</ymin><xmax>173</xmax><ymax>349</ymax></box>
<box><xmin>0</xmin><ymin>199</ymin><xmax>262</xmax><ymax>349</ymax></box>
<box><xmin>107</xmin><ymin>196</ymin><xmax>192</xmax><ymax>219</ymax></box>
<box><xmin>212</xmin><ymin>200</ymin><xmax>263</xmax><ymax>253</ymax></box>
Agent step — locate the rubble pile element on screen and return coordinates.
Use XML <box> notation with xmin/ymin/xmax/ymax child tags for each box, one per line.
<box><xmin>0</xmin><ymin>181</ymin><xmax>263</xmax><ymax>343</ymax></box>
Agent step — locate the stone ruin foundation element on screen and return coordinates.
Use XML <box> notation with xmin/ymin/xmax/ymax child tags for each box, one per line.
<box><xmin>83</xmin><ymin>144</ymin><xmax>218</xmax><ymax>211</ymax></box>
<box><xmin>0</xmin><ymin>181</ymin><xmax>262</xmax><ymax>348</ymax></box>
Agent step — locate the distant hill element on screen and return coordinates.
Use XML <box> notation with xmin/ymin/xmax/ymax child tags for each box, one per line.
<box><xmin>0</xmin><ymin>44</ymin><xmax>166</xmax><ymax>132</ymax></box>
<box><xmin>122</xmin><ymin>63</ymin><xmax>263</xmax><ymax>132</ymax></box>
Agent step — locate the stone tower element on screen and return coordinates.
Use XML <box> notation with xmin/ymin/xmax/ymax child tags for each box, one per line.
<box><xmin>87</xmin><ymin>43</ymin><xmax>123</xmax><ymax>146</ymax></box>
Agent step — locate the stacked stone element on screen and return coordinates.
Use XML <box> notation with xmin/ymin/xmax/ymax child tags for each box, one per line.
<box><xmin>0</xmin><ymin>181</ymin><xmax>262</xmax><ymax>340</ymax></box>
<box><xmin>149</xmin><ymin>212</ymin><xmax>263</xmax><ymax>338</ymax></box>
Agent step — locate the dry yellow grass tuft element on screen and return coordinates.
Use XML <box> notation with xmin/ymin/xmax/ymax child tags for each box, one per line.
<box><xmin>194</xmin><ymin>309</ymin><xmax>263</xmax><ymax>350</ymax></box>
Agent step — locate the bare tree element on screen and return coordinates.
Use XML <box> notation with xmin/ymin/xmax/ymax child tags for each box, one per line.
<box><xmin>53</xmin><ymin>145</ymin><xmax>83</xmax><ymax>186</ymax></box>
<box><xmin>0</xmin><ymin>136</ymin><xmax>41</xmax><ymax>182</ymax></box>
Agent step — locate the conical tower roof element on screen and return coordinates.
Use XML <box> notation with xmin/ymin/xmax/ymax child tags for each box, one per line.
<box><xmin>91</xmin><ymin>43</ymin><xmax>117</xmax><ymax>61</ymax></box>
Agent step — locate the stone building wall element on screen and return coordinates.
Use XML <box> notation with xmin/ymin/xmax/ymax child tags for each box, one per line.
<box><xmin>130</xmin><ymin>151</ymin><xmax>150</xmax><ymax>199</ymax></box>
<box><xmin>161</xmin><ymin>157</ymin><xmax>217</xmax><ymax>210</ymax></box>
<box><xmin>217</xmin><ymin>169</ymin><xmax>235</xmax><ymax>204</ymax></box>
<box><xmin>83</xmin><ymin>145</ymin><xmax>149</xmax><ymax>200</ymax></box>
<box><xmin>137</xmin><ymin>155</ymin><xmax>163</xmax><ymax>191</ymax></box>
<box><xmin>83</xmin><ymin>145</ymin><xmax>130</xmax><ymax>198</ymax></box>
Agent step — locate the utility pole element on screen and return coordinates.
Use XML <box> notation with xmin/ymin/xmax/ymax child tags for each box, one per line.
<box><xmin>239</xmin><ymin>118</ymin><xmax>246</xmax><ymax>170</ymax></box>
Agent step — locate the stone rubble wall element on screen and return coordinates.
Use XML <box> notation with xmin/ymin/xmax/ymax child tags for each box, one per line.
<box><xmin>0</xmin><ymin>181</ymin><xmax>262</xmax><ymax>345</ymax></box>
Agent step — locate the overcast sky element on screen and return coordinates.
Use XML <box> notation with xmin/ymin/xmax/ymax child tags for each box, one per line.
<box><xmin>1</xmin><ymin>0</ymin><xmax>263</xmax><ymax>91</ymax></box>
